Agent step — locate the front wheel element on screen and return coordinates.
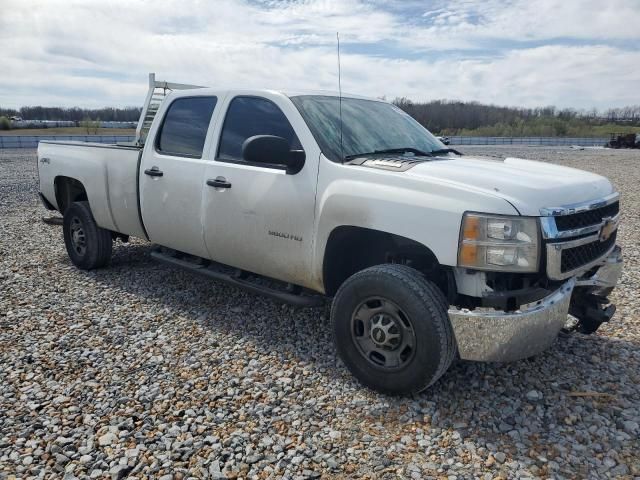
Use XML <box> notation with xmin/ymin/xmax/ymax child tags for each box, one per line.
<box><xmin>331</xmin><ymin>264</ymin><xmax>456</xmax><ymax>395</ymax></box>
<box><xmin>63</xmin><ymin>201</ymin><xmax>112</xmax><ymax>270</ymax></box>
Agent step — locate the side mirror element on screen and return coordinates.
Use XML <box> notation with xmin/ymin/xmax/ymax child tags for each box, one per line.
<box><xmin>242</xmin><ymin>135</ymin><xmax>305</xmax><ymax>174</ymax></box>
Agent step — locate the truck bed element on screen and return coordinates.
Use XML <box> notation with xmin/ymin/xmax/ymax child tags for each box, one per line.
<box><xmin>37</xmin><ymin>140</ymin><xmax>147</xmax><ymax>239</ymax></box>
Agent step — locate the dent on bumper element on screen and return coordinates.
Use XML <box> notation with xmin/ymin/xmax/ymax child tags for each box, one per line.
<box><xmin>449</xmin><ymin>245</ymin><xmax>623</xmax><ymax>362</ymax></box>
<box><xmin>449</xmin><ymin>279</ymin><xmax>575</xmax><ymax>362</ymax></box>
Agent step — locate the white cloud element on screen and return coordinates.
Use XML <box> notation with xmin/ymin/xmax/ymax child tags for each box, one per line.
<box><xmin>1</xmin><ymin>0</ymin><xmax>638</xmax><ymax>109</ymax></box>
<box><xmin>409</xmin><ymin>0</ymin><xmax>640</xmax><ymax>48</ymax></box>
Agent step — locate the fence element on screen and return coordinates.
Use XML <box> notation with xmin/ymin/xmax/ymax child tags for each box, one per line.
<box><xmin>0</xmin><ymin>134</ymin><xmax>610</xmax><ymax>149</ymax></box>
<box><xmin>0</xmin><ymin>135</ymin><xmax>135</xmax><ymax>149</ymax></box>
<box><xmin>448</xmin><ymin>136</ymin><xmax>608</xmax><ymax>147</ymax></box>
<box><xmin>10</xmin><ymin>120</ymin><xmax>136</xmax><ymax>129</ymax></box>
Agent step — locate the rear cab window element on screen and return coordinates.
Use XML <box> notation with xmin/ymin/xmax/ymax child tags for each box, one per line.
<box><xmin>217</xmin><ymin>96</ymin><xmax>301</xmax><ymax>163</ymax></box>
<box><xmin>156</xmin><ymin>96</ymin><xmax>217</xmax><ymax>158</ymax></box>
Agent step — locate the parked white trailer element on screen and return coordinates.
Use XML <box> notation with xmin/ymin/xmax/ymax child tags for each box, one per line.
<box><xmin>37</xmin><ymin>74</ymin><xmax>623</xmax><ymax>394</ymax></box>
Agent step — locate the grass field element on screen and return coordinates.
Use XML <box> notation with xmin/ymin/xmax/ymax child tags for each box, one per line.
<box><xmin>0</xmin><ymin>127</ymin><xmax>136</xmax><ymax>136</ymax></box>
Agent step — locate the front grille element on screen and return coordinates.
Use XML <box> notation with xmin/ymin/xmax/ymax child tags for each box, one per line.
<box><xmin>554</xmin><ymin>201</ymin><xmax>619</xmax><ymax>231</ymax></box>
<box><xmin>560</xmin><ymin>231</ymin><xmax>616</xmax><ymax>273</ymax></box>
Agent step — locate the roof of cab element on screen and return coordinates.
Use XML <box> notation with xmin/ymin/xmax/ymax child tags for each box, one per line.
<box><xmin>169</xmin><ymin>87</ymin><xmax>383</xmax><ymax>103</ymax></box>
<box><xmin>282</xmin><ymin>89</ymin><xmax>382</xmax><ymax>101</ymax></box>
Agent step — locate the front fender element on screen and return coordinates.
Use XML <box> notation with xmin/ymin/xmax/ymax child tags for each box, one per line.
<box><xmin>312</xmin><ymin>166</ymin><xmax>518</xmax><ymax>290</ymax></box>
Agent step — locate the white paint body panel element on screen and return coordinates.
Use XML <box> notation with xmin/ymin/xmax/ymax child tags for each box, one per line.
<box><xmin>311</xmin><ymin>157</ymin><xmax>519</xmax><ymax>289</ymax></box>
<box><xmin>138</xmin><ymin>91</ymin><xmax>226</xmax><ymax>259</ymax></box>
<box><xmin>200</xmin><ymin>91</ymin><xmax>321</xmax><ymax>288</ymax></box>
<box><xmin>37</xmin><ymin>88</ymin><xmax>616</xmax><ymax>294</ymax></box>
<box><xmin>139</xmin><ymin>152</ymin><xmax>211</xmax><ymax>258</ymax></box>
<box><xmin>37</xmin><ymin>141</ymin><xmax>146</xmax><ymax>239</ymax></box>
<box><xmin>406</xmin><ymin>156</ymin><xmax>614</xmax><ymax>216</ymax></box>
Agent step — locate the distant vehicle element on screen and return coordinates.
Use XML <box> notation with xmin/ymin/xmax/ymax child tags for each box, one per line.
<box><xmin>437</xmin><ymin>135</ymin><xmax>450</xmax><ymax>145</ymax></box>
<box><xmin>37</xmin><ymin>74</ymin><xmax>623</xmax><ymax>395</ymax></box>
<box><xmin>11</xmin><ymin>119</ymin><xmax>75</xmax><ymax>128</ymax></box>
<box><xmin>10</xmin><ymin>116</ymin><xmax>22</xmax><ymax>122</ymax></box>
<box><xmin>606</xmin><ymin>132</ymin><xmax>640</xmax><ymax>149</ymax></box>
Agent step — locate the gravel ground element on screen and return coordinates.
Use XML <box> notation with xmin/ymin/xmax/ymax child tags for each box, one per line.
<box><xmin>1</xmin><ymin>146</ymin><xmax>639</xmax><ymax>479</ymax></box>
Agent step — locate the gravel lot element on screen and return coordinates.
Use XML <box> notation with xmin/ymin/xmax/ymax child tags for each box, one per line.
<box><xmin>1</xmin><ymin>146</ymin><xmax>639</xmax><ymax>479</ymax></box>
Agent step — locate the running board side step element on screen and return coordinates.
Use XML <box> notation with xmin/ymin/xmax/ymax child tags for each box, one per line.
<box><xmin>42</xmin><ymin>216</ymin><xmax>63</xmax><ymax>225</ymax></box>
<box><xmin>150</xmin><ymin>250</ymin><xmax>326</xmax><ymax>308</ymax></box>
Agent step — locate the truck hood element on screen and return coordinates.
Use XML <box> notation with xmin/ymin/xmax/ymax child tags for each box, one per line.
<box><xmin>405</xmin><ymin>155</ymin><xmax>615</xmax><ymax>216</ymax></box>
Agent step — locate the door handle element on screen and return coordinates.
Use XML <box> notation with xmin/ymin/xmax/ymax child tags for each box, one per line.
<box><xmin>207</xmin><ymin>177</ymin><xmax>232</xmax><ymax>189</ymax></box>
<box><xmin>144</xmin><ymin>166</ymin><xmax>163</xmax><ymax>177</ymax></box>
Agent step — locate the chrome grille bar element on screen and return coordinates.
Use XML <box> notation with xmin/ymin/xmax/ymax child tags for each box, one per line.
<box><xmin>540</xmin><ymin>213</ymin><xmax>619</xmax><ymax>240</ymax></box>
<box><xmin>541</xmin><ymin>193</ymin><xmax>620</xmax><ymax>279</ymax></box>
<box><xmin>539</xmin><ymin>191</ymin><xmax>619</xmax><ymax>217</ymax></box>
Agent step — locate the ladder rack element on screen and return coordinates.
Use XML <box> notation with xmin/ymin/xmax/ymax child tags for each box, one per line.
<box><xmin>135</xmin><ymin>73</ymin><xmax>206</xmax><ymax>146</ymax></box>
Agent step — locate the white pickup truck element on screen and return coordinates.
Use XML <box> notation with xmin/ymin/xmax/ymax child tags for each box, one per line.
<box><xmin>37</xmin><ymin>74</ymin><xmax>623</xmax><ymax>394</ymax></box>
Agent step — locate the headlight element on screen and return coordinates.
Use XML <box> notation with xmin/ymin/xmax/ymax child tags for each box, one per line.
<box><xmin>458</xmin><ymin>213</ymin><xmax>540</xmax><ymax>272</ymax></box>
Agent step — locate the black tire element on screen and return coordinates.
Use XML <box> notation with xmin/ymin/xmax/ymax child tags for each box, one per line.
<box><xmin>331</xmin><ymin>264</ymin><xmax>456</xmax><ymax>395</ymax></box>
<box><xmin>63</xmin><ymin>201</ymin><xmax>112</xmax><ymax>270</ymax></box>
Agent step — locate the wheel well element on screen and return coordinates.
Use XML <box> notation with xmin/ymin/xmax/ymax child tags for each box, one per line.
<box><xmin>54</xmin><ymin>176</ymin><xmax>88</xmax><ymax>214</ymax></box>
<box><xmin>322</xmin><ymin>226</ymin><xmax>454</xmax><ymax>298</ymax></box>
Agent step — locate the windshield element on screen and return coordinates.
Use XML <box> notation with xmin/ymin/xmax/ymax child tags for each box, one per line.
<box><xmin>289</xmin><ymin>95</ymin><xmax>445</xmax><ymax>162</ymax></box>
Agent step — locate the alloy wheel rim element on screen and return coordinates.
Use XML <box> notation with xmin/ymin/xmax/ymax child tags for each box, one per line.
<box><xmin>350</xmin><ymin>296</ymin><xmax>416</xmax><ymax>370</ymax></box>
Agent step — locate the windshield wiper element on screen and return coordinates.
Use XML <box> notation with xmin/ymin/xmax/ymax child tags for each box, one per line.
<box><xmin>430</xmin><ymin>148</ymin><xmax>463</xmax><ymax>156</ymax></box>
<box><xmin>344</xmin><ymin>147</ymin><xmax>432</xmax><ymax>161</ymax></box>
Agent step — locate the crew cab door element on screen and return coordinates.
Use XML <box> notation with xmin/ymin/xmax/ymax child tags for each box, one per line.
<box><xmin>202</xmin><ymin>94</ymin><xmax>320</xmax><ymax>288</ymax></box>
<box><xmin>139</xmin><ymin>95</ymin><xmax>219</xmax><ymax>258</ymax></box>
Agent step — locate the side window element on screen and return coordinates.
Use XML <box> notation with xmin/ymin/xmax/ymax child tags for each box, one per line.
<box><xmin>156</xmin><ymin>96</ymin><xmax>217</xmax><ymax>158</ymax></box>
<box><xmin>217</xmin><ymin>96</ymin><xmax>301</xmax><ymax>162</ymax></box>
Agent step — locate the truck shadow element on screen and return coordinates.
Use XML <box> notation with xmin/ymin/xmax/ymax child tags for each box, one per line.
<box><xmin>85</xmin><ymin>242</ymin><xmax>639</xmax><ymax>477</ymax></box>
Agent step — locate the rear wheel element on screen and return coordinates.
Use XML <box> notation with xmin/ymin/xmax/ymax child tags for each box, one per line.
<box><xmin>63</xmin><ymin>201</ymin><xmax>112</xmax><ymax>270</ymax></box>
<box><xmin>331</xmin><ymin>264</ymin><xmax>456</xmax><ymax>395</ymax></box>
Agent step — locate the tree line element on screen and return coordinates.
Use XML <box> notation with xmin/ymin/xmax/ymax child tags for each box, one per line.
<box><xmin>392</xmin><ymin>99</ymin><xmax>640</xmax><ymax>136</ymax></box>
<box><xmin>0</xmin><ymin>106</ymin><xmax>142</xmax><ymax>122</ymax></box>
<box><xmin>1</xmin><ymin>101</ymin><xmax>639</xmax><ymax>137</ymax></box>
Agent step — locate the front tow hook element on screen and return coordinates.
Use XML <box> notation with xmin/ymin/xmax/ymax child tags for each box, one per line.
<box><xmin>568</xmin><ymin>294</ymin><xmax>616</xmax><ymax>334</ymax></box>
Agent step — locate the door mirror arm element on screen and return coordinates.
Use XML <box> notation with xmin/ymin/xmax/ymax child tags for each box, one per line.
<box><xmin>242</xmin><ymin>135</ymin><xmax>305</xmax><ymax>175</ymax></box>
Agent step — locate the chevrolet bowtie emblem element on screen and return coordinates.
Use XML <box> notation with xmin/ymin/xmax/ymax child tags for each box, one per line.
<box><xmin>599</xmin><ymin>217</ymin><xmax>616</xmax><ymax>242</ymax></box>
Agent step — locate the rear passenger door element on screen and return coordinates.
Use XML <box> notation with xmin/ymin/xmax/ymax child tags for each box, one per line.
<box><xmin>140</xmin><ymin>95</ymin><xmax>219</xmax><ymax>258</ymax></box>
<box><xmin>202</xmin><ymin>95</ymin><xmax>319</xmax><ymax>288</ymax></box>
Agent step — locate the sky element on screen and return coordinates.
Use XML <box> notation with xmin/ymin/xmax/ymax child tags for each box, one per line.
<box><xmin>1</xmin><ymin>0</ymin><xmax>639</xmax><ymax>110</ymax></box>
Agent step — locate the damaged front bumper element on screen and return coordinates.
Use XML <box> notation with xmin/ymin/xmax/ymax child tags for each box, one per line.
<box><xmin>448</xmin><ymin>246</ymin><xmax>623</xmax><ymax>362</ymax></box>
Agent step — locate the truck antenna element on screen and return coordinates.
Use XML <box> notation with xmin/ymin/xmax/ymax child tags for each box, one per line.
<box><xmin>337</xmin><ymin>32</ymin><xmax>344</xmax><ymax>162</ymax></box>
